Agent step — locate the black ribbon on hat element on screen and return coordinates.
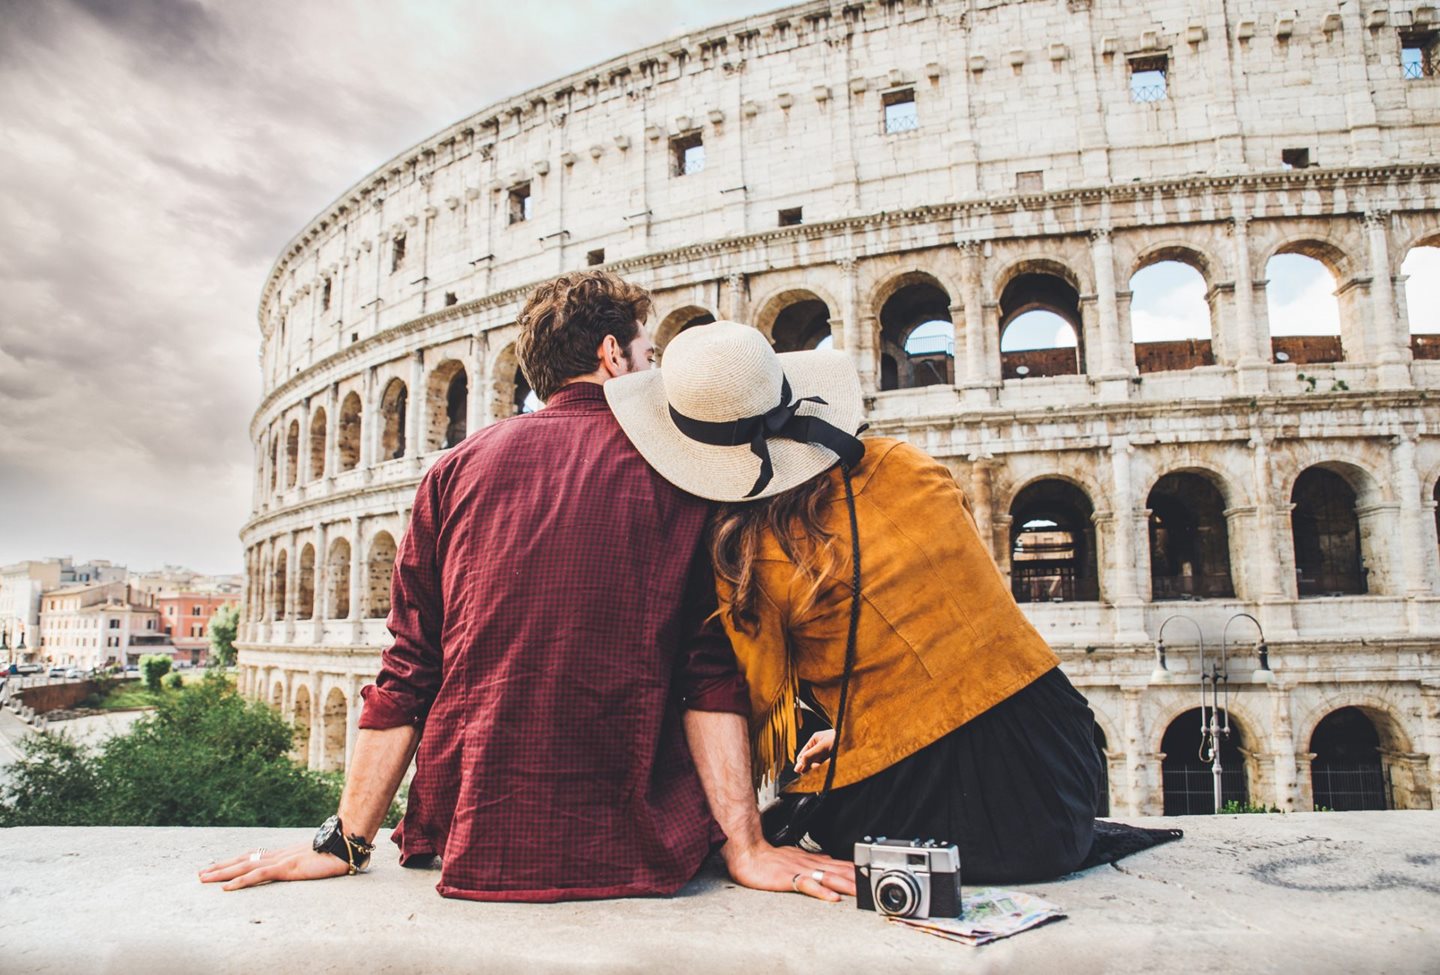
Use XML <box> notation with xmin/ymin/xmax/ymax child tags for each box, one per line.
<box><xmin>667</xmin><ymin>376</ymin><xmax>865</xmax><ymax>498</ymax></box>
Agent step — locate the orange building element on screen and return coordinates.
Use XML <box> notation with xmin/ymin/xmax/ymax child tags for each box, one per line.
<box><xmin>156</xmin><ymin>592</ymin><xmax>239</xmax><ymax>666</ymax></box>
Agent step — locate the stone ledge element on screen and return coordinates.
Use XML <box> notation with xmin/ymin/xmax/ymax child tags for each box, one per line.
<box><xmin>1</xmin><ymin>813</ymin><xmax>1436</xmax><ymax>974</ymax></box>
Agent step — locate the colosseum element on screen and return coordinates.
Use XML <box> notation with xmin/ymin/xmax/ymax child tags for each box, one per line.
<box><xmin>239</xmin><ymin>0</ymin><xmax>1440</xmax><ymax>817</ymax></box>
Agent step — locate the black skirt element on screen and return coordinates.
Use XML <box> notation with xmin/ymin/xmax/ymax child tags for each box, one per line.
<box><xmin>805</xmin><ymin>666</ymin><xmax>1103</xmax><ymax>884</ymax></box>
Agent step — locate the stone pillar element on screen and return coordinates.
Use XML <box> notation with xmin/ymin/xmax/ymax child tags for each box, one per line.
<box><xmin>323</xmin><ymin>383</ymin><xmax>339</xmax><ymax>485</ymax></box>
<box><xmin>1391</xmin><ymin>433</ymin><xmax>1433</xmax><ymax>600</ymax></box>
<box><xmin>1248</xmin><ymin>433</ymin><xmax>1298</xmax><ymax>638</ymax></box>
<box><xmin>297</xmin><ymin>399</ymin><xmax>312</xmax><ymax>489</ymax></box>
<box><xmin>1268</xmin><ymin>684</ymin><xmax>1300</xmax><ymax>812</ymax></box>
<box><xmin>1122</xmin><ymin>688</ymin><xmax>1151</xmax><ymax>816</ymax></box>
<box><xmin>312</xmin><ymin>521</ymin><xmax>329</xmax><ymax>642</ymax></box>
<box><xmin>726</xmin><ymin>272</ymin><xmax>748</xmax><ymax>323</ymax></box>
<box><xmin>1365</xmin><ymin>210</ymin><xmax>1411</xmax><ymax>387</ymax></box>
<box><xmin>1418</xmin><ymin>684</ymin><xmax>1440</xmax><ymax>811</ymax></box>
<box><xmin>1108</xmin><ymin>439</ymin><xmax>1149</xmax><ymax>642</ymax></box>
<box><xmin>349</xmin><ymin>516</ymin><xmax>364</xmax><ymax>622</ymax></box>
<box><xmin>835</xmin><ymin>257</ymin><xmax>859</xmax><ymax>355</ymax></box>
<box><xmin>856</xmin><ymin>314</ymin><xmax>880</xmax><ymax>396</ymax></box>
<box><xmin>1090</xmin><ymin>229</ymin><xmax>1130</xmax><ymax>397</ymax></box>
<box><xmin>968</xmin><ymin>457</ymin><xmax>996</xmax><ymax>563</ymax></box>
<box><xmin>307</xmin><ymin>674</ymin><xmax>324</xmax><ymax>770</ymax></box>
<box><xmin>407</xmin><ymin>349</ymin><xmax>425</xmax><ymax>465</ymax></box>
<box><xmin>1228</xmin><ymin>215</ymin><xmax>1270</xmax><ymax>392</ymax></box>
<box><xmin>466</xmin><ymin>338</ymin><xmax>484</xmax><ymax>436</ymax></box>
<box><xmin>360</xmin><ymin>368</ymin><xmax>376</xmax><ymax>473</ymax></box>
<box><xmin>345</xmin><ymin>674</ymin><xmax>363</xmax><ymax>771</ymax></box>
<box><xmin>958</xmin><ymin>242</ymin><xmax>986</xmax><ymax>388</ymax></box>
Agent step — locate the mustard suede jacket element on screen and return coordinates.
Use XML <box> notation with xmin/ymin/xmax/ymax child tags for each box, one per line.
<box><xmin>715</xmin><ymin>437</ymin><xmax>1060</xmax><ymax>791</ymax></box>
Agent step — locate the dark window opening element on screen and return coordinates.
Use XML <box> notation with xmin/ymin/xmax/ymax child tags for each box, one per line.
<box><xmin>770</xmin><ymin>298</ymin><xmax>832</xmax><ymax>353</ymax></box>
<box><xmin>350</xmin><ymin>332</ymin><xmax>359</xmax><ymax>344</ymax></box>
<box><xmin>670</xmin><ymin>133</ymin><xmax>705</xmax><ymax>177</ymax></box>
<box><xmin>390</xmin><ymin>234</ymin><xmax>406</xmax><ymax>272</ymax></box>
<box><xmin>508</xmin><ymin>183</ymin><xmax>533</xmax><ymax>224</ymax></box>
<box><xmin>1401</xmin><ymin>29</ymin><xmax>1438</xmax><ymax>79</ymax></box>
<box><xmin>321</xmin><ymin>278</ymin><xmax>332</xmax><ymax>311</ymax></box>
<box><xmin>1281</xmin><ymin>147</ymin><xmax>1312</xmax><ymax>169</ymax></box>
<box><xmin>586</xmin><ymin>248</ymin><xmax>606</xmax><ymax>266</ymax></box>
<box><xmin>444</xmin><ymin>291</ymin><xmax>458</xmax><ymax>307</ymax></box>
<box><xmin>1009</xmin><ymin>480</ymin><xmax>1099</xmax><ymax>603</ymax></box>
<box><xmin>380</xmin><ymin>380</ymin><xmax>407</xmax><ymax>460</ymax></box>
<box><xmin>882</xmin><ymin>88</ymin><xmax>918</xmax><ymax>133</ymax></box>
<box><xmin>999</xmin><ymin>270</ymin><xmax>1084</xmax><ymax>378</ymax></box>
<box><xmin>444</xmin><ymin>371</ymin><xmax>468</xmax><ymax>449</ymax></box>
<box><xmin>1129</xmin><ymin>55</ymin><xmax>1168</xmax><ymax>102</ymax></box>
<box><xmin>1147</xmin><ymin>473</ymin><xmax>1235</xmax><ymax>600</ymax></box>
<box><xmin>1161</xmin><ymin>709</ymin><xmax>1248</xmax><ymax>815</ymax></box>
<box><xmin>879</xmin><ymin>279</ymin><xmax>953</xmax><ymax>389</ymax></box>
<box><xmin>1291</xmin><ymin>467</ymin><xmax>1367</xmax><ymax>596</ymax></box>
<box><xmin>1310</xmin><ymin>708</ymin><xmax>1391</xmax><ymax>811</ymax></box>
<box><xmin>778</xmin><ymin>207</ymin><xmax>803</xmax><ymax>227</ymax></box>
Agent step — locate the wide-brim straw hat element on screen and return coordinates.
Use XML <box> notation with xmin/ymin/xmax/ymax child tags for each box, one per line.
<box><xmin>605</xmin><ymin>320</ymin><xmax>866</xmax><ymax>502</ymax></box>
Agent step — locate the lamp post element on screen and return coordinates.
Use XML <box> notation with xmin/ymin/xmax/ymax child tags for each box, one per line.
<box><xmin>1223</xmin><ymin>612</ymin><xmax>1272</xmax><ymax>684</ymax></box>
<box><xmin>1155</xmin><ymin>613</ymin><xmax>1231</xmax><ymax>814</ymax></box>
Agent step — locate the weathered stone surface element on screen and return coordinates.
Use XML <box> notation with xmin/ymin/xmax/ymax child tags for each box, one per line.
<box><xmin>1</xmin><ymin>813</ymin><xmax>1437</xmax><ymax>974</ymax></box>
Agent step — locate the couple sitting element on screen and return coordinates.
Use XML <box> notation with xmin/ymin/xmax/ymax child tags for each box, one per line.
<box><xmin>200</xmin><ymin>270</ymin><xmax>1102</xmax><ymax>903</ymax></box>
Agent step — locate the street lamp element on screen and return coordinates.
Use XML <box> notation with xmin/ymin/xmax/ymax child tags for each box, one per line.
<box><xmin>1155</xmin><ymin>613</ymin><xmax>1230</xmax><ymax>814</ymax></box>
<box><xmin>1223</xmin><ymin>612</ymin><xmax>1272</xmax><ymax>684</ymax></box>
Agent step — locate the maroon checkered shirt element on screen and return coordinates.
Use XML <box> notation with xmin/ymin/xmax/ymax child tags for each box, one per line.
<box><xmin>359</xmin><ymin>381</ymin><xmax>749</xmax><ymax>902</ymax></box>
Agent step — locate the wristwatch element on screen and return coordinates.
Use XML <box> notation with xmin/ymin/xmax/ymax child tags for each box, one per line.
<box><xmin>313</xmin><ymin>814</ymin><xmax>375</xmax><ymax>874</ymax></box>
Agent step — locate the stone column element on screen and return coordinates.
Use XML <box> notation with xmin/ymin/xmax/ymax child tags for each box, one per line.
<box><xmin>1228</xmin><ymin>215</ymin><xmax>1270</xmax><ymax>392</ymax></box>
<box><xmin>1122</xmin><ymin>688</ymin><xmax>1151</xmax><ymax>816</ymax></box>
<box><xmin>960</xmin><ymin>243</ymin><xmax>997</xmax><ymax>406</ymax></box>
<box><xmin>726</xmin><ymin>272</ymin><xmax>748</xmax><ymax>323</ymax></box>
<box><xmin>282</xmin><ymin>534</ymin><xmax>298</xmax><ymax>642</ymax></box>
<box><xmin>345</xmin><ymin>674</ymin><xmax>362</xmax><ymax>771</ymax></box>
<box><xmin>466</xmin><ymin>335</ymin><xmax>485</xmax><ymax>436</ymax></box>
<box><xmin>1391</xmin><ymin>432</ymin><xmax>1433</xmax><ymax>601</ymax></box>
<box><xmin>360</xmin><ymin>367</ymin><xmax>376</xmax><ymax>473</ymax></box>
<box><xmin>348</xmin><ymin>516</ymin><xmax>364</xmax><ymax>623</ymax></box>
<box><xmin>323</xmin><ymin>382</ymin><xmax>339</xmax><ymax>484</ymax></box>
<box><xmin>407</xmin><ymin>349</ymin><xmax>425</xmax><ymax>465</ymax></box>
<box><xmin>312</xmin><ymin>521</ymin><xmax>329</xmax><ymax>643</ymax></box>
<box><xmin>1090</xmin><ymin>228</ymin><xmax>1130</xmax><ymax>397</ymax></box>
<box><xmin>1268</xmin><ymin>684</ymin><xmax>1300</xmax><ymax>812</ymax></box>
<box><xmin>1109</xmin><ymin>439</ymin><xmax>1149</xmax><ymax>642</ymax></box>
<box><xmin>1417</xmin><ymin>684</ymin><xmax>1440</xmax><ymax>810</ymax></box>
<box><xmin>856</xmin><ymin>314</ymin><xmax>880</xmax><ymax>396</ymax></box>
<box><xmin>835</xmin><ymin>257</ymin><xmax>859</xmax><ymax>355</ymax></box>
<box><xmin>307</xmin><ymin>674</ymin><xmax>324</xmax><ymax>770</ymax></box>
<box><xmin>1365</xmin><ymin>210</ymin><xmax>1411</xmax><ymax>386</ymax></box>
<box><xmin>968</xmin><ymin>457</ymin><xmax>996</xmax><ymax>563</ymax></box>
<box><xmin>297</xmin><ymin>399</ymin><xmax>312</xmax><ymax>489</ymax></box>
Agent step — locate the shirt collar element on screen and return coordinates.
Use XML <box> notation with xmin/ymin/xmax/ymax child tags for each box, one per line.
<box><xmin>544</xmin><ymin>381</ymin><xmax>610</xmax><ymax>410</ymax></box>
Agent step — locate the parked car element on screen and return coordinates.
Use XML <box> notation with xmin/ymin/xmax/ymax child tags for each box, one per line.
<box><xmin>65</xmin><ymin>667</ymin><xmax>83</xmax><ymax>679</ymax></box>
<box><xmin>16</xmin><ymin>663</ymin><xmax>43</xmax><ymax>675</ymax></box>
<box><xmin>48</xmin><ymin>667</ymin><xmax>67</xmax><ymax>678</ymax></box>
<box><xmin>122</xmin><ymin>664</ymin><xmax>139</xmax><ymax>676</ymax></box>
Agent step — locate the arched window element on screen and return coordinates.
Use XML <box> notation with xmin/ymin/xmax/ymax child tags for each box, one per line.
<box><xmin>1310</xmin><ymin>707</ymin><xmax>1390</xmax><ymax>811</ymax></box>
<box><xmin>655</xmin><ymin>306</ymin><xmax>717</xmax><ymax>350</ymax></box>
<box><xmin>366</xmin><ymin>532</ymin><xmax>397</xmax><ymax>618</ymax></box>
<box><xmin>326</xmin><ymin>539</ymin><xmax>351</xmax><ymax>619</ymax></box>
<box><xmin>1009</xmin><ymin>480</ymin><xmax>1099</xmax><ymax>603</ymax></box>
<box><xmin>1291</xmin><ymin>468</ymin><xmax>1365</xmax><ymax>596</ymax></box>
<box><xmin>337</xmin><ymin>392</ymin><xmax>362</xmax><ymax>471</ymax></box>
<box><xmin>1147</xmin><ymin>473</ymin><xmax>1234</xmax><ymax>599</ymax></box>
<box><xmin>308</xmin><ymin>407</ymin><xmax>326</xmax><ymax>481</ymax></box>
<box><xmin>1130</xmin><ymin>260</ymin><xmax>1214</xmax><ymax>373</ymax></box>
<box><xmin>770</xmin><ymin>297</ymin><xmax>833</xmax><ymax>353</ymax></box>
<box><xmin>1161</xmin><ymin>708</ymin><xmax>1249</xmax><ymax>815</ymax></box>
<box><xmin>284</xmin><ymin>420</ymin><xmax>300</xmax><ymax>489</ymax></box>
<box><xmin>272</xmin><ymin>549</ymin><xmax>288</xmax><ymax>622</ymax></box>
<box><xmin>1266</xmin><ymin>252</ymin><xmax>1343</xmax><ymax>364</ymax></box>
<box><xmin>999</xmin><ymin>268</ymin><xmax>1083</xmax><ymax>379</ymax></box>
<box><xmin>426</xmin><ymin>360</ymin><xmax>469</xmax><ymax>450</ymax></box>
<box><xmin>1403</xmin><ymin>244</ymin><xmax>1440</xmax><ymax>359</ymax></box>
<box><xmin>380</xmin><ymin>379</ymin><xmax>408</xmax><ymax>460</ymax></box>
<box><xmin>321</xmin><ymin>687</ymin><xmax>348</xmax><ymax>773</ymax></box>
<box><xmin>297</xmin><ymin>544</ymin><xmax>316</xmax><ymax>620</ymax></box>
<box><xmin>879</xmin><ymin>277</ymin><xmax>953</xmax><ymax>389</ymax></box>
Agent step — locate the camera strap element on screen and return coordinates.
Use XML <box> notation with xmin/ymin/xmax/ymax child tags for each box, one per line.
<box><xmin>817</xmin><ymin>464</ymin><xmax>862</xmax><ymax>801</ymax></box>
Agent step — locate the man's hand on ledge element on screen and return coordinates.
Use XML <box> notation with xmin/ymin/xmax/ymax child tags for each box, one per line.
<box><xmin>723</xmin><ymin>840</ymin><xmax>857</xmax><ymax>903</ymax></box>
<box><xmin>198</xmin><ymin>841</ymin><xmax>350</xmax><ymax>891</ymax></box>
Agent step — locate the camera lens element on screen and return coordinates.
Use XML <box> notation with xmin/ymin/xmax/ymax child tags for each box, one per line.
<box><xmin>874</xmin><ymin>871</ymin><xmax>921</xmax><ymax>917</ymax></box>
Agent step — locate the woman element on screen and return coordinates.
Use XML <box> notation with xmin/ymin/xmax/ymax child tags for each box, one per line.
<box><xmin>605</xmin><ymin>321</ymin><xmax>1102</xmax><ymax>884</ymax></box>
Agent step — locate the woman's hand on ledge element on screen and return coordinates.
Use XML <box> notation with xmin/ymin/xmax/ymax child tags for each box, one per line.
<box><xmin>198</xmin><ymin>841</ymin><xmax>351</xmax><ymax>891</ymax></box>
<box><xmin>723</xmin><ymin>840</ymin><xmax>857</xmax><ymax>903</ymax></box>
<box><xmin>794</xmin><ymin>730</ymin><xmax>835</xmax><ymax>774</ymax></box>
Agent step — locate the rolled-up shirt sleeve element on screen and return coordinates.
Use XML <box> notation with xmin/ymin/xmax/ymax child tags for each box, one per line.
<box><xmin>675</xmin><ymin>549</ymin><xmax>749</xmax><ymax>715</ymax></box>
<box><xmin>359</xmin><ymin>469</ymin><xmax>445</xmax><ymax>731</ymax></box>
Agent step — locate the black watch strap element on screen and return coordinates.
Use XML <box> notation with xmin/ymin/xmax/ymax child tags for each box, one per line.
<box><xmin>313</xmin><ymin>815</ymin><xmax>375</xmax><ymax>874</ymax></box>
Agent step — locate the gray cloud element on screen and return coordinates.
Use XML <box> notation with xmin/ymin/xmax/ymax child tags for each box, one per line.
<box><xmin>0</xmin><ymin>0</ymin><xmax>782</xmax><ymax>574</ymax></box>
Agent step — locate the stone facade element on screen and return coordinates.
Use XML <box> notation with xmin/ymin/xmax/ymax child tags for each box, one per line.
<box><xmin>239</xmin><ymin>0</ymin><xmax>1440</xmax><ymax>813</ymax></box>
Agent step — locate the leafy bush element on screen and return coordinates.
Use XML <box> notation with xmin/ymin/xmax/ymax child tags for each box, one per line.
<box><xmin>163</xmin><ymin>672</ymin><xmax>184</xmax><ymax>690</ymax></box>
<box><xmin>208</xmin><ymin>605</ymin><xmax>240</xmax><ymax>669</ymax></box>
<box><xmin>140</xmin><ymin>655</ymin><xmax>172</xmax><ymax>693</ymax></box>
<box><xmin>1220</xmin><ymin>799</ymin><xmax>1282</xmax><ymax>815</ymax></box>
<box><xmin>0</xmin><ymin>674</ymin><xmax>402</xmax><ymax>829</ymax></box>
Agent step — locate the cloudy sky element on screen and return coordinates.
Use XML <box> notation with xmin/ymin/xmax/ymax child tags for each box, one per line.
<box><xmin>2</xmin><ymin>1</ymin><xmax>1436</xmax><ymax>575</ymax></box>
<box><xmin>0</xmin><ymin>0</ymin><xmax>782</xmax><ymax>575</ymax></box>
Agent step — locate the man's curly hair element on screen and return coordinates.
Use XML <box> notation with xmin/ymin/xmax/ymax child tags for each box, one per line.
<box><xmin>514</xmin><ymin>271</ymin><xmax>652</xmax><ymax>401</ymax></box>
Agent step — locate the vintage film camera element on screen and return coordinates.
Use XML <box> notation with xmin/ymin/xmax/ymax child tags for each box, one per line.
<box><xmin>853</xmin><ymin>837</ymin><xmax>962</xmax><ymax>919</ymax></box>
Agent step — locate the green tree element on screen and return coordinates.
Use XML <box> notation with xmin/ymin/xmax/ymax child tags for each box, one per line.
<box><xmin>208</xmin><ymin>604</ymin><xmax>240</xmax><ymax>669</ymax></box>
<box><xmin>0</xmin><ymin>674</ymin><xmax>400</xmax><ymax>828</ymax></box>
<box><xmin>140</xmin><ymin>654</ymin><xmax>171</xmax><ymax>692</ymax></box>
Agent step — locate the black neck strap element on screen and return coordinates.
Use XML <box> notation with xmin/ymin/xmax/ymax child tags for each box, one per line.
<box><xmin>667</xmin><ymin>376</ymin><xmax>865</xmax><ymax>497</ymax></box>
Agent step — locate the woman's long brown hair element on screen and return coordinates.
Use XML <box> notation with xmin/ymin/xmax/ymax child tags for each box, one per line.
<box><xmin>708</xmin><ymin>470</ymin><xmax>841</xmax><ymax>632</ymax></box>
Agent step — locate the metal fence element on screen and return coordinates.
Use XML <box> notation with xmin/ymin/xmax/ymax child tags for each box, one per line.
<box><xmin>1162</xmin><ymin>766</ymin><xmax>1249</xmax><ymax>816</ymax></box>
<box><xmin>1311</xmin><ymin>763</ymin><xmax>1391</xmax><ymax>811</ymax></box>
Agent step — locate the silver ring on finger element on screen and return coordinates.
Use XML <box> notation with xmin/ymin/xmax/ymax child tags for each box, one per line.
<box><xmin>811</xmin><ymin>869</ymin><xmax>825</xmax><ymax>883</ymax></box>
<box><xmin>791</xmin><ymin>872</ymin><xmax>803</xmax><ymax>892</ymax></box>
<box><xmin>250</xmin><ymin>848</ymin><xmax>266</xmax><ymax>862</ymax></box>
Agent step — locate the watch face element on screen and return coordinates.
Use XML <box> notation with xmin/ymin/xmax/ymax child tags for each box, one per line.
<box><xmin>313</xmin><ymin>815</ymin><xmax>340</xmax><ymax>851</ymax></box>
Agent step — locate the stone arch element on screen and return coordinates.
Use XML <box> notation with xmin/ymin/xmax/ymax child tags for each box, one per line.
<box><xmin>365</xmin><ymin>532</ymin><xmax>397</xmax><ymax>619</ymax></box>
<box><xmin>1296</xmin><ymin>693</ymin><xmax>1415</xmax><ymax>758</ymax></box>
<box><xmin>751</xmin><ymin>287</ymin><xmax>836</xmax><ymax>352</ymax></box>
<box><xmin>291</xmin><ymin>682</ymin><xmax>313</xmax><ymax>763</ymax></box>
<box><xmin>269</xmin><ymin>676</ymin><xmax>285</xmax><ymax>712</ymax></box>
<box><xmin>487</xmin><ymin>340</ymin><xmax>537</xmax><ymax>419</ymax></box>
<box><xmin>1129</xmin><ymin>245</ymin><xmax>1218</xmax><ymax>373</ymax></box>
<box><xmin>432</xmin><ymin>359</ymin><xmax>470</xmax><ymax>450</ymax></box>
<box><xmin>995</xmin><ymin>258</ymin><xmax>1085</xmax><ymax>379</ymax></box>
<box><xmin>297</xmin><ymin>543</ymin><xmax>316</xmax><ymax>620</ymax></box>
<box><xmin>1007</xmin><ymin>477</ymin><xmax>1100</xmax><ymax>604</ymax></box>
<box><xmin>337</xmin><ymin>391</ymin><xmax>362</xmax><ymax>471</ymax></box>
<box><xmin>271</xmin><ymin>548</ymin><xmax>288</xmax><ymax>622</ymax></box>
<box><xmin>379</xmin><ymin>378</ymin><xmax>408</xmax><ymax>460</ymax></box>
<box><xmin>1159</xmin><ymin>706</ymin><xmax>1254</xmax><ymax>815</ymax></box>
<box><xmin>284</xmin><ymin>419</ymin><xmax>300</xmax><ymax>489</ymax></box>
<box><xmin>654</xmin><ymin>304</ymin><xmax>718</xmax><ymax>350</ymax></box>
<box><xmin>1145</xmin><ymin>469</ymin><xmax>1236</xmax><ymax>600</ymax></box>
<box><xmin>1287</xmin><ymin>461</ymin><xmax>1384</xmax><ymax>597</ymax></box>
<box><xmin>1299</xmin><ymin>695</ymin><xmax>1422</xmax><ymax>810</ymax></box>
<box><xmin>1132</xmin><ymin>241</ymin><xmax>1221</xmax><ymax>283</ymax></box>
<box><xmin>872</xmin><ymin>270</ymin><xmax>953</xmax><ymax>390</ymax></box>
<box><xmin>326</xmin><ymin>537</ymin><xmax>351</xmax><ymax>619</ymax></box>
<box><xmin>308</xmin><ymin>406</ymin><xmax>327</xmax><ymax>481</ymax></box>
<box><xmin>1400</xmin><ymin>239</ymin><xmax>1440</xmax><ymax>356</ymax></box>
<box><xmin>321</xmin><ymin>686</ymin><xmax>348</xmax><ymax>772</ymax></box>
<box><xmin>1264</xmin><ymin>238</ymin><xmax>1351</xmax><ymax>364</ymax></box>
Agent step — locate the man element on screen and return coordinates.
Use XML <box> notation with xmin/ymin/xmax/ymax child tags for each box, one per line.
<box><xmin>201</xmin><ymin>271</ymin><xmax>852</xmax><ymax>903</ymax></box>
